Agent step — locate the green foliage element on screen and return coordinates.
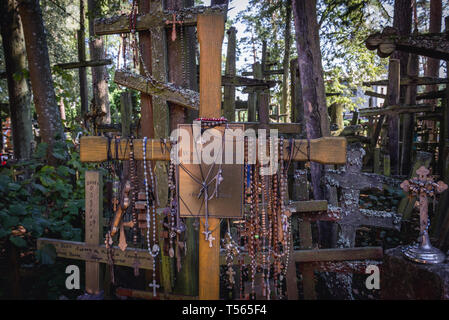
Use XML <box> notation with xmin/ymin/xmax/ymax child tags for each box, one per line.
<box><xmin>0</xmin><ymin>141</ymin><xmax>96</xmax><ymax>250</ymax></box>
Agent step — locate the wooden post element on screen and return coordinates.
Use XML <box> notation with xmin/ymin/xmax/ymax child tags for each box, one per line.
<box><xmin>85</xmin><ymin>171</ymin><xmax>103</xmax><ymax>294</ymax></box>
<box><xmin>197</xmin><ymin>13</ymin><xmax>225</xmax><ymax>300</ymax></box>
<box><xmin>387</xmin><ymin>59</ymin><xmax>400</xmax><ymax>175</ymax></box>
<box><xmin>78</xmin><ymin>0</ymin><xmax>88</xmax><ymax>116</ymax></box>
<box><xmin>383</xmin><ymin>154</ymin><xmax>391</xmax><ymax>177</ymax></box>
<box><xmin>120</xmin><ymin>91</ymin><xmax>132</xmax><ymax>138</ymax></box>
<box><xmin>374</xmin><ymin>147</ymin><xmax>381</xmax><ymax>174</ymax></box>
<box><xmin>223</xmin><ymin>27</ymin><xmax>236</xmax><ymax>121</ymax></box>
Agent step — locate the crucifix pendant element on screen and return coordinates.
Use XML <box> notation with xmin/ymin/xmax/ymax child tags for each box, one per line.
<box><xmin>207</xmin><ymin>234</ymin><xmax>215</xmax><ymax>248</ymax></box>
<box><xmin>133</xmin><ymin>258</ymin><xmax>140</xmax><ymax>277</ymax></box>
<box><xmin>149</xmin><ymin>279</ymin><xmax>160</xmax><ymax>297</ymax></box>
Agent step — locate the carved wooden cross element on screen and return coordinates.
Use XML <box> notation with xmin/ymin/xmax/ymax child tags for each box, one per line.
<box><xmin>166</xmin><ymin>13</ymin><xmax>183</xmax><ymax>42</ymax></box>
<box><xmin>400</xmin><ymin>166</ymin><xmax>448</xmax><ymax>247</ymax></box>
<box><xmin>325</xmin><ymin>143</ymin><xmax>401</xmax><ymax>247</ymax></box>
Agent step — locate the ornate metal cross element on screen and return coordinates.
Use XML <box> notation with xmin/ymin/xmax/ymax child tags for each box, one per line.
<box><xmin>400</xmin><ymin>166</ymin><xmax>447</xmax><ymax>264</ymax></box>
<box><xmin>325</xmin><ymin>143</ymin><xmax>401</xmax><ymax>248</ymax></box>
<box><xmin>165</xmin><ymin>13</ymin><xmax>182</xmax><ymax>42</ymax></box>
<box><xmin>207</xmin><ymin>234</ymin><xmax>216</xmax><ymax>248</ymax></box>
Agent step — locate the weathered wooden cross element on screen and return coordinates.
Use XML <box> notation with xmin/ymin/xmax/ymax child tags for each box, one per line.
<box><xmin>325</xmin><ymin>143</ymin><xmax>402</xmax><ymax>248</ymax></box>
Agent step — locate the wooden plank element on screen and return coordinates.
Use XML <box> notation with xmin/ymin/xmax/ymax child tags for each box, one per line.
<box><xmin>363</xmin><ymin>76</ymin><xmax>449</xmax><ymax>87</ymax></box>
<box><xmin>223</xmin><ymin>27</ymin><xmax>236</xmax><ymax>121</ymax></box>
<box><xmin>293</xmin><ymin>247</ymin><xmax>383</xmax><ymax>262</ymax></box>
<box><xmin>222</xmin><ymin>75</ymin><xmax>277</xmax><ymax>88</ymax></box>
<box><xmin>93</xmin><ymin>5</ymin><xmax>227</xmax><ymax>35</ymax></box>
<box><xmin>37</xmin><ymin>238</ymin><xmax>155</xmax><ymax>270</ymax></box>
<box><xmin>197</xmin><ymin>13</ymin><xmax>225</xmax><ymax>300</ymax></box>
<box><xmin>54</xmin><ymin>59</ymin><xmax>112</xmax><ymax>70</ymax></box>
<box><xmin>114</xmin><ymin>70</ymin><xmax>199</xmax><ymax>110</ymax></box>
<box><xmin>364</xmin><ymin>90</ymin><xmax>386</xmax><ymax>99</ymax></box>
<box><xmin>359</xmin><ymin>104</ymin><xmax>435</xmax><ymax>116</ymax></box>
<box><xmin>232</xmin><ymin>122</ymin><xmax>301</xmax><ymax>134</ymax></box>
<box><xmin>287</xmin><ymin>200</ymin><xmax>328</xmax><ymax>213</ymax></box>
<box><xmin>80</xmin><ymin>136</ymin><xmax>347</xmax><ymax>164</ymax></box>
<box><xmin>84</xmin><ymin>171</ymin><xmax>102</xmax><ymax>294</ymax></box>
<box><xmin>115</xmin><ymin>287</ymin><xmax>198</xmax><ymax>300</ymax></box>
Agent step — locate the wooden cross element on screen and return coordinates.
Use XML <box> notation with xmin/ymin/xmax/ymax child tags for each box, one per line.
<box><xmin>166</xmin><ymin>13</ymin><xmax>182</xmax><ymax>42</ymax></box>
<box><xmin>366</xmin><ymin>26</ymin><xmax>449</xmax><ymax>60</ymax></box>
<box><xmin>325</xmin><ymin>144</ymin><xmax>401</xmax><ymax>248</ymax></box>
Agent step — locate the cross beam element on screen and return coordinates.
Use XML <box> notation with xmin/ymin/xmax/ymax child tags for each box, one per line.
<box><xmin>363</xmin><ymin>76</ymin><xmax>449</xmax><ymax>87</ymax></box>
<box><xmin>79</xmin><ymin>135</ymin><xmax>347</xmax><ymax>164</ymax></box>
<box><xmin>359</xmin><ymin>104</ymin><xmax>435</xmax><ymax>117</ymax></box>
<box><xmin>93</xmin><ymin>5</ymin><xmax>227</xmax><ymax>36</ymax></box>
<box><xmin>114</xmin><ymin>70</ymin><xmax>199</xmax><ymax>110</ymax></box>
<box><xmin>54</xmin><ymin>59</ymin><xmax>112</xmax><ymax>70</ymax></box>
<box><xmin>366</xmin><ymin>27</ymin><xmax>449</xmax><ymax>60</ymax></box>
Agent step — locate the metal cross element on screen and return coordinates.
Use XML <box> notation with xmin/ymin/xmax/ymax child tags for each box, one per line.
<box><xmin>165</xmin><ymin>13</ymin><xmax>182</xmax><ymax>42</ymax></box>
<box><xmin>149</xmin><ymin>279</ymin><xmax>160</xmax><ymax>297</ymax></box>
<box><xmin>207</xmin><ymin>234</ymin><xmax>215</xmax><ymax>248</ymax></box>
<box><xmin>202</xmin><ymin>229</ymin><xmax>211</xmax><ymax>241</ymax></box>
<box><xmin>400</xmin><ymin>166</ymin><xmax>447</xmax><ymax>263</ymax></box>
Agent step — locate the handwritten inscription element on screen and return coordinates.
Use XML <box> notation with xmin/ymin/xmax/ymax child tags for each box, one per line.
<box><xmin>37</xmin><ymin>239</ymin><xmax>154</xmax><ymax>270</ymax></box>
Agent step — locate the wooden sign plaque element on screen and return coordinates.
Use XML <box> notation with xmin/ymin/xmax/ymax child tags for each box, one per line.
<box><xmin>177</xmin><ymin>123</ymin><xmax>244</xmax><ymax>218</ymax></box>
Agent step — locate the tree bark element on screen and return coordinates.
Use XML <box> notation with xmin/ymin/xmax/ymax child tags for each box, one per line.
<box><xmin>17</xmin><ymin>0</ymin><xmax>64</xmax><ymax>164</ymax></box>
<box><xmin>292</xmin><ymin>0</ymin><xmax>330</xmax><ymax>198</ymax></box>
<box><xmin>0</xmin><ymin>0</ymin><xmax>33</xmax><ymax>160</ymax></box>
<box><xmin>390</xmin><ymin>0</ymin><xmax>412</xmax><ymax>175</ymax></box>
<box><xmin>292</xmin><ymin>0</ymin><xmax>332</xmax><ymax>247</ymax></box>
<box><xmin>88</xmin><ymin>0</ymin><xmax>111</xmax><ymax>124</ymax></box>
<box><xmin>281</xmin><ymin>0</ymin><xmax>292</xmax><ymax>121</ymax></box>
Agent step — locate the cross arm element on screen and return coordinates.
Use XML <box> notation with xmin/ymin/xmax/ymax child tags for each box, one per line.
<box><xmin>293</xmin><ymin>246</ymin><xmax>383</xmax><ymax>262</ymax></box>
<box><xmin>363</xmin><ymin>76</ymin><xmax>449</xmax><ymax>87</ymax></box>
<box><xmin>94</xmin><ymin>5</ymin><xmax>228</xmax><ymax>36</ymax></box>
<box><xmin>221</xmin><ymin>75</ymin><xmax>278</xmax><ymax>88</ymax></box>
<box><xmin>114</xmin><ymin>70</ymin><xmax>199</xmax><ymax>110</ymax></box>
<box><xmin>325</xmin><ymin>170</ymin><xmax>384</xmax><ymax>190</ymax></box>
<box><xmin>54</xmin><ymin>59</ymin><xmax>112</xmax><ymax>70</ymax></box>
<box><xmin>37</xmin><ymin>238</ymin><xmax>154</xmax><ymax>270</ymax></box>
<box><xmin>366</xmin><ymin>28</ymin><xmax>449</xmax><ymax>60</ymax></box>
<box><xmin>79</xmin><ymin>136</ymin><xmax>347</xmax><ymax>164</ymax></box>
<box><xmin>359</xmin><ymin>104</ymin><xmax>435</xmax><ymax>117</ymax></box>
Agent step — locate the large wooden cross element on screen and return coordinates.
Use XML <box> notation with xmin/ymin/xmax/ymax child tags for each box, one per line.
<box><xmin>325</xmin><ymin>144</ymin><xmax>401</xmax><ymax>248</ymax></box>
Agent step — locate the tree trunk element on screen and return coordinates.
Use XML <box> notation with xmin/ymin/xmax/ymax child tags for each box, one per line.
<box><xmin>292</xmin><ymin>0</ymin><xmax>332</xmax><ymax>247</ymax></box>
<box><xmin>0</xmin><ymin>0</ymin><xmax>33</xmax><ymax>160</ymax></box>
<box><xmin>78</xmin><ymin>0</ymin><xmax>88</xmax><ymax>119</ymax></box>
<box><xmin>88</xmin><ymin>0</ymin><xmax>111</xmax><ymax>124</ymax></box>
<box><xmin>17</xmin><ymin>0</ymin><xmax>64</xmax><ymax>164</ymax></box>
<box><xmin>425</xmin><ymin>0</ymin><xmax>442</xmax><ymax>94</ymax></box>
<box><xmin>280</xmin><ymin>0</ymin><xmax>292</xmax><ymax>121</ymax></box>
<box><xmin>223</xmin><ymin>27</ymin><xmax>236</xmax><ymax>122</ymax></box>
<box><xmin>292</xmin><ymin>0</ymin><xmax>330</xmax><ymax>198</ymax></box>
<box><xmin>389</xmin><ymin>0</ymin><xmax>412</xmax><ymax>175</ymax></box>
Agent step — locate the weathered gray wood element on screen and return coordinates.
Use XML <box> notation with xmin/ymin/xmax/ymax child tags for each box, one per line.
<box><xmin>359</xmin><ymin>104</ymin><xmax>435</xmax><ymax>116</ymax></box>
<box><xmin>223</xmin><ymin>27</ymin><xmax>236</xmax><ymax>121</ymax></box>
<box><xmin>364</xmin><ymin>76</ymin><xmax>449</xmax><ymax>87</ymax></box>
<box><xmin>366</xmin><ymin>27</ymin><xmax>449</xmax><ymax>60</ymax></box>
<box><xmin>325</xmin><ymin>144</ymin><xmax>401</xmax><ymax>248</ymax></box>
<box><xmin>93</xmin><ymin>4</ymin><xmax>227</xmax><ymax>35</ymax></box>
<box><xmin>294</xmin><ymin>247</ymin><xmax>383</xmax><ymax>262</ymax></box>
<box><xmin>114</xmin><ymin>69</ymin><xmax>199</xmax><ymax>110</ymax></box>
<box><xmin>54</xmin><ymin>59</ymin><xmax>112</xmax><ymax>70</ymax></box>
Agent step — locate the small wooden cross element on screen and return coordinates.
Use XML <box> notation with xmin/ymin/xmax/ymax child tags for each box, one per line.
<box><xmin>400</xmin><ymin>166</ymin><xmax>447</xmax><ymax>243</ymax></box>
<box><xmin>226</xmin><ymin>267</ymin><xmax>236</xmax><ymax>284</ymax></box>
<box><xmin>149</xmin><ymin>279</ymin><xmax>160</xmax><ymax>297</ymax></box>
<box><xmin>133</xmin><ymin>258</ymin><xmax>140</xmax><ymax>276</ymax></box>
<box><xmin>165</xmin><ymin>13</ymin><xmax>182</xmax><ymax>42</ymax></box>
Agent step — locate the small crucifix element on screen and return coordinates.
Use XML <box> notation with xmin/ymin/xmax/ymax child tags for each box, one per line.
<box><xmin>400</xmin><ymin>166</ymin><xmax>448</xmax><ymax>264</ymax></box>
<box><xmin>226</xmin><ymin>267</ymin><xmax>236</xmax><ymax>284</ymax></box>
<box><xmin>207</xmin><ymin>234</ymin><xmax>215</xmax><ymax>248</ymax></box>
<box><xmin>132</xmin><ymin>257</ymin><xmax>140</xmax><ymax>277</ymax></box>
<box><xmin>165</xmin><ymin>13</ymin><xmax>182</xmax><ymax>42</ymax></box>
<box><xmin>149</xmin><ymin>279</ymin><xmax>160</xmax><ymax>297</ymax></box>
